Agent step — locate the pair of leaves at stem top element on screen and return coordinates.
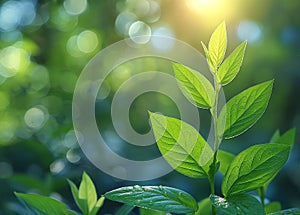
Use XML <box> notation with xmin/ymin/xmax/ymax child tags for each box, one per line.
<box><xmin>15</xmin><ymin>172</ymin><xmax>104</xmax><ymax>215</ymax></box>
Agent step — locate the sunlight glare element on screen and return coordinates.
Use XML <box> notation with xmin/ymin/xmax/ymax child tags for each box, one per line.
<box><xmin>186</xmin><ymin>0</ymin><xmax>221</xmax><ymax>12</ymax></box>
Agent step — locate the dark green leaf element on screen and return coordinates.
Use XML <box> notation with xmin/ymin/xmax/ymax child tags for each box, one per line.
<box><xmin>269</xmin><ymin>208</ymin><xmax>300</xmax><ymax>215</ymax></box>
<box><xmin>265</xmin><ymin>202</ymin><xmax>281</xmax><ymax>214</ymax></box>
<box><xmin>208</xmin><ymin>21</ymin><xmax>227</xmax><ymax>68</ymax></box>
<box><xmin>115</xmin><ymin>204</ymin><xmax>135</xmax><ymax>215</ymax></box>
<box><xmin>104</xmin><ymin>185</ymin><xmax>198</xmax><ymax>213</ymax></box>
<box><xmin>149</xmin><ymin>112</ymin><xmax>213</xmax><ymax>178</ymax></box>
<box><xmin>15</xmin><ymin>192</ymin><xmax>75</xmax><ymax>215</ymax></box>
<box><xmin>217</xmin><ymin>150</ymin><xmax>235</xmax><ymax>175</ymax></box>
<box><xmin>270</xmin><ymin>130</ymin><xmax>280</xmax><ymax>143</ymax></box>
<box><xmin>222</xmin><ymin>143</ymin><xmax>290</xmax><ymax>196</ymax></box>
<box><xmin>219</xmin><ymin>80</ymin><xmax>273</xmax><ymax>139</ymax></box>
<box><xmin>173</xmin><ymin>63</ymin><xmax>214</xmax><ymax>109</ymax></box>
<box><xmin>210</xmin><ymin>194</ymin><xmax>264</xmax><ymax>215</ymax></box>
<box><xmin>217</xmin><ymin>41</ymin><xmax>247</xmax><ymax>85</ymax></box>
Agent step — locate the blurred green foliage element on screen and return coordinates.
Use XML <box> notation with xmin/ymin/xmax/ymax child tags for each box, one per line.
<box><xmin>0</xmin><ymin>0</ymin><xmax>299</xmax><ymax>214</ymax></box>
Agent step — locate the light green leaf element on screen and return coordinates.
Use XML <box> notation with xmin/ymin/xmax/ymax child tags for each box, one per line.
<box><xmin>140</xmin><ymin>208</ymin><xmax>166</xmax><ymax>215</ymax></box>
<box><xmin>90</xmin><ymin>196</ymin><xmax>105</xmax><ymax>215</ymax></box>
<box><xmin>219</xmin><ymin>80</ymin><xmax>274</xmax><ymax>139</ymax></box>
<box><xmin>269</xmin><ymin>208</ymin><xmax>300</xmax><ymax>215</ymax></box>
<box><xmin>173</xmin><ymin>63</ymin><xmax>214</xmax><ymax>109</ymax></box>
<box><xmin>68</xmin><ymin>179</ymin><xmax>86</xmax><ymax>214</ymax></box>
<box><xmin>210</xmin><ymin>194</ymin><xmax>264</xmax><ymax>215</ymax></box>
<box><xmin>217</xmin><ymin>150</ymin><xmax>235</xmax><ymax>175</ymax></box>
<box><xmin>104</xmin><ymin>185</ymin><xmax>198</xmax><ymax>213</ymax></box>
<box><xmin>79</xmin><ymin>172</ymin><xmax>97</xmax><ymax>214</ymax></box>
<box><xmin>201</xmin><ymin>41</ymin><xmax>215</xmax><ymax>73</ymax></box>
<box><xmin>15</xmin><ymin>192</ymin><xmax>75</xmax><ymax>215</ymax></box>
<box><xmin>149</xmin><ymin>112</ymin><xmax>213</xmax><ymax>178</ymax></box>
<box><xmin>195</xmin><ymin>198</ymin><xmax>212</xmax><ymax>215</ymax></box>
<box><xmin>208</xmin><ymin>21</ymin><xmax>227</xmax><ymax>68</ymax></box>
<box><xmin>217</xmin><ymin>41</ymin><xmax>247</xmax><ymax>85</ymax></box>
<box><xmin>265</xmin><ymin>202</ymin><xmax>281</xmax><ymax>214</ymax></box>
<box><xmin>115</xmin><ymin>204</ymin><xmax>135</xmax><ymax>215</ymax></box>
<box><xmin>222</xmin><ymin>143</ymin><xmax>290</xmax><ymax>196</ymax></box>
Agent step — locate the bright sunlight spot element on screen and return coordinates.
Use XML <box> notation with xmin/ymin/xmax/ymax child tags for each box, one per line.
<box><xmin>186</xmin><ymin>0</ymin><xmax>221</xmax><ymax>12</ymax></box>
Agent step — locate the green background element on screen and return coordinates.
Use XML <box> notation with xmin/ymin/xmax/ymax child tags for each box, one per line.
<box><xmin>0</xmin><ymin>0</ymin><xmax>299</xmax><ymax>214</ymax></box>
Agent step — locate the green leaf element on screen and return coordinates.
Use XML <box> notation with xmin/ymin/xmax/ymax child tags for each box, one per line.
<box><xmin>217</xmin><ymin>41</ymin><xmax>247</xmax><ymax>85</ymax></box>
<box><xmin>104</xmin><ymin>185</ymin><xmax>198</xmax><ymax>213</ymax></box>
<box><xmin>68</xmin><ymin>179</ymin><xmax>86</xmax><ymax>214</ymax></box>
<box><xmin>219</xmin><ymin>80</ymin><xmax>274</xmax><ymax>139</ymax></box>
<box><xmin>149</xmin><ymin>112</ymin><xmax>213</xmax><ymax>178</ymax></box>
<box><xmin>269</xmin><ymin>208</ymin><xmax>300</xmax><ymax>215</ymax></box>
<box><xmin>90</xmin><ymin>197</ymin><xmax>105</xmax><ymax>215</ymax></box>
<box><xmin>201</xmin><ymin>41</ymin><xmax>215</xmax><ymax>73</ymax></box>
<box><xmin>217</xmin><ymin>150</ymin><xmax>235</xmax><ymax>175</ymax></box>
<box><xmin>222</xmin><ymin>143</ymin><xmax>290</xmax><ymax>196</ymax></box>
<box><xmin>115</xmin><ymin>204</ymin><xmax>135</xmax><ymax>215</ymax></box>
<box><xmin>270</xmin><ymin>130</ymin><xmax>280</xmax><ymax>143</ymax></box>
<box><xmin>195</xmin><ymin>198</ymin><xmax>212</xmax><ymax>215</ymax></box>
<box><xmin>210</xmin><ymin>194</ymin><xmax>264</xmax><ymax>215</ymax></box>
<box><xmin>271</xmin><ymin>128</ymin><xmax>296</xmax><ymax>147</ymax></box>
<box><xmin>208</xmin><ymin>21</ymin><xmax>227</xmax><ymax>68</ymax></box>
<box><xmin>265</xmin><ymin>202</ymin><xmax>281</xmax><ymax>214</ymax></box>
<box><xmin>140</xmin><ymin>208</ymin><xmax>166</xmax><ymax>215</ymax></box>
<box><xmin>173</xmin><ymin>63</ymin><xmax>214</xmax><ymax>109</ymax></box>
<box><xmin>79</xmin><ymin>172</ymin><xmax>98</xmax><ymax>214</ymax></box>
<box><xmin>15</xmin><ymin>192</ymin><xmax>75</xmax><ymax>215</ymax></box>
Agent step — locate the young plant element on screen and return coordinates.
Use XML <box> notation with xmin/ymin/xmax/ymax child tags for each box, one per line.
<box><xmin>104</xmin><ymin>22</ymin><xmax>299</xmax><ymax>214</ymax></box>
<box><xmin>16</xmin><ymin>172</ymin><xmax>104</xmax><ymax>215</ymax></box>
<box><xmin>15</xmin><ymin>23</ymin><xmax>299</xmax><ymax>215</ymax></box>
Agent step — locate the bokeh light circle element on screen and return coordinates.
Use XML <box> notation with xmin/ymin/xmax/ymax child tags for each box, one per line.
<box><xmin>129</xmin><ymin>21</ymin><xmax>152</xmax><ymax>44</ymax></box>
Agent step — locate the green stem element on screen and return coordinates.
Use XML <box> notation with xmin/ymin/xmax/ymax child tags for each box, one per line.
<box><xmin>209</xmin><ymin>71</ymin><xmax>221</xmax><ymax>215</ymax></box>
<box><xmin>259</xmin><ymin>186</ymin><xmax>265</xmax><ymax>208</ymax></box>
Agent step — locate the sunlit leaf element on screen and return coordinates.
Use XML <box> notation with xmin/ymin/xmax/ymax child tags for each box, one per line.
<box><xmin>217</xmin><ymin>41</ymin><xmax>247</xmax><ymax>85</ymax></box>
<box><xmin>222</xmin><ymin>144</ymin><xmax>290</xmax><ymax>196</ymax></box>
<box><xmin>173</xmin><ymin>63</ymin><xmax>214</xmax><ymax>109</ymax></box>
<box><xmin>149</xmin><ymin>112</ymin><xmax>213</xmax><ymax>178</ymax></box>
<box><xmin>79</xmin><ymin>172</ymin><xmax>97</xmax><ymax>214</ymax></box>
<box><xmin>219</xmin><ymin>80</ymin><xmax>273</xmax><ymax>139</ymax></box>
<box><xmin>201</xmin><ymin>42</ymin><xmax>215</xmax><ymax>73</ymax></box>
<box><xmin>208</xmin><ymin>21</ymin><xmax>227</xmax><ymax>68</ymax></box>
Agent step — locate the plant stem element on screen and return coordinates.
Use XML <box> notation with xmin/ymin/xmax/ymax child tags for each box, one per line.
<box><xmin>209</xmin><ymin>71</ymin><xmax>221</xmax><ymax>215</ymax></box>
<box><xmin>259</xmin><ymin>186</ymin><xmax>265</xmax><ymax>208</ymax></box>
